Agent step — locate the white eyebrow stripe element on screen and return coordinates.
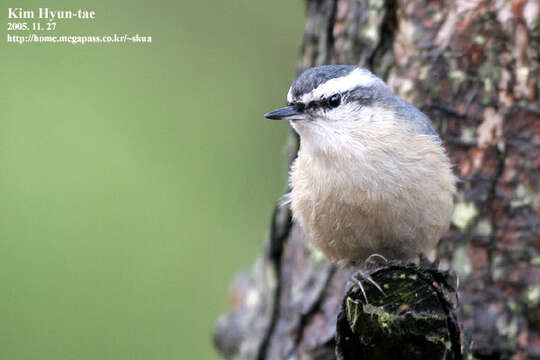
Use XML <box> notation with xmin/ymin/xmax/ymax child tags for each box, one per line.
<box><xmin>299</xmin><ymin>68</ymin><xmax>383</xmax><ymax>103</ymax></box>
<box><xmin>286</xmin><ymin>87</ymin><xmax>293</xmax><ymax>103</ymax></box>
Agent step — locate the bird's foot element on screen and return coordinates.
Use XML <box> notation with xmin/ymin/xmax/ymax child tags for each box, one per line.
<box><xmin>350</xmin><ymin>269</ymin><xmax>385</xmax><ymax>304</ymax></box>
<box><xmin>365</xmin><ymin>253</ymin><xmax>388</xmax><ymax>269</ymax></box>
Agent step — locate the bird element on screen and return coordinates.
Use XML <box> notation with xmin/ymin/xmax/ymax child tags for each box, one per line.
<box><xmin>264</xmin><ymin>65</ymin><xmax>456</xmax><ymax>295</ymax></box>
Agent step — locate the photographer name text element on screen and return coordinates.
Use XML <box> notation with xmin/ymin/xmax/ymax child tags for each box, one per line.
<box><xmin>6</xmin><ymin>7</ymin><xmax>153</xmax><ymax>45</ymax></box>
<box><xmin>8</xmin><ymin>8</ymin><xmax>96</xmax><ymax>20</ymax></box>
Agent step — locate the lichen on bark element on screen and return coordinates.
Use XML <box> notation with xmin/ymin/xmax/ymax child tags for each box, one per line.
<box><xmin>336</xmin><ymin>262</ymin><xmax>461</xmax><ymax>360</ymax></box>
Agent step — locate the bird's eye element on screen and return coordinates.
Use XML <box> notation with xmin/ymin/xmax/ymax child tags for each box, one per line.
<box><xmin>329</xmin><ymin>94</ymin><xmax>341</xmax><ymax>108</ymax></box>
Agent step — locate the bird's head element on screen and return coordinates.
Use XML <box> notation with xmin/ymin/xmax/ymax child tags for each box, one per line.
<box><xmin>264</xmin><ymin>65</ymin><xmax>438</xmax><ymax>154</ymax></box>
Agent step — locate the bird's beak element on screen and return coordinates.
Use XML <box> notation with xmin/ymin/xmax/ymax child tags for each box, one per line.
<box><xmin>264</xmin><ymin>106</ymin><xmax>307</xmax><ymax>121</ymax></box>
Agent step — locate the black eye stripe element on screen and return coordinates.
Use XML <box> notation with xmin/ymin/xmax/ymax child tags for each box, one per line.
<box><xmin>288</xmin><ymin>88</ymin><xmax>377</xmax><ymax>113</ymax></box>
<box><xmin>289</xmin><ymin>92</ymin><xmax>348</xmax><ymax>112</ymax></box>
<box><xmin>288</xmin><ymin>102</ymin><xmax>305</xmax><ymax>111</ymax></box>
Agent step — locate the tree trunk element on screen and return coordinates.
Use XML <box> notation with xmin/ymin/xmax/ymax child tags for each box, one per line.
<box><xmin>214</xmin><ymin>1</ymin><xmax>539</xmax><ymax>359</ymax></box>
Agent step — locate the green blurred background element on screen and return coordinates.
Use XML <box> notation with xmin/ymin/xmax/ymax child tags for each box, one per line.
<box><xmin>1</xmin><ymin>1</ymin><xmax>304</xmax><ymax>358</ymax></box>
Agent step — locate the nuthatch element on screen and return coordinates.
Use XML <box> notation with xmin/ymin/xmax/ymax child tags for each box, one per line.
<box><xmin>265</xmin><ymin>65</ymin><xmax>456</xmax><ymax>272</ymax></box>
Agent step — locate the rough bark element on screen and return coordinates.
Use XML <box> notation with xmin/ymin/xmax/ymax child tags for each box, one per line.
<box><xmin>214</xmin><ymin>0</ymin><xmax>539</xmax><ymax>359</ymax></box>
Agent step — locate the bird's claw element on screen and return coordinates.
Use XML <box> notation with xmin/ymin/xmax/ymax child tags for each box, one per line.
<box><xmin>365</xmin><ymin>253</ymin><xmax>388</xmax><ymax>269</ymax></box>
<box><xmin>351</xmin><ymin>269</ymin><xmax>385</xmax><ymax>304</ymax></box>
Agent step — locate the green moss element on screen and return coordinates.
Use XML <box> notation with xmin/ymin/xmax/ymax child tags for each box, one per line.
<box><xmin>362</xmin><ymin>304</ymin><xmax>396</xmax><ymax>332</ymax></box>
<box><xmin>473</xmin><ymin>35</ymin><xmax>486</xmax><ymax>45</ymax></box>
<box><xmin>492</xmin><ymin>254</ymin><xmax>505</xmax><ymax>281</ymax></box>
<box><xmin>460</xmin><ymin>127</ymin><xmax>476</xmax><ymax>145</ymax></box>
<box><xmin>424</xmin><ymin>338</ymin><xmax>452</xmax><ymax>351</ymax></box>
<box><xmin>452</xmin><ymin>244</ymin><xmax>471</xmax><ymax>278</ymax></box>
<box><xmin>526</xmin><ymin>285</ymin><xmax>540</xmax><ymax>305</ymax></box>
<box><xmin>449</xmin><ymin>69</ymin><xmax>466</xmax><ymax>84</ymax></box>
<box><xmin>342</xmin><ymin>266</ymin><xmax>461</xmax><ymax>359</ymax></box>
<box><xmin>511</xmin><ymin>184</ymin><xmax>534</xmax><ymax>208</ymax></box>
<box><xmin>481</xmin><ymin>94</ymin><xmax>492</xmax><ymax>105</ymax></box>
<box><xmin>429</xmin><ymin>83</ymin><xmax>440</xmax><ymax>97</ymax></box>
<box><xmin>483</xmin><ymin>78</ymin><xmax>494</xmax><ymax>94</ymax></box>
<box><xmin>452</xmin><ymin>202</ymin><xmax>478</xmax><ymax>231</ymax></box>
<box><xmin>496</xmin><ymin>315</ymin><xmax>518</xmax><ymax>339</ymax></box>
<box><xmin>508</xmin><ymin>300</ymin><xmax>522</xmax><ymax>314</ymax></box>
<box><xmin>359</xmin><ymin>0</ymin><xmax>385</xmax><ymax>46</ymax></box>
<box><xmin>474</xmin><ymin>219</ymin><xmax>493</xmax><ymax>236</ymax></box>
<box><xmin>462</xmin><ymin>303</ymin><xmax>472</xmax><ymax>317</ymax></box>
<box><xmin>347</xmin><ymin>297</ymin><xmax>361</xmax><ymax>330</ymax></box>
<box><xmin>478</xmin><ymin>63</ymin><xmax>498</xmax><ymax>80</ymax></box>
